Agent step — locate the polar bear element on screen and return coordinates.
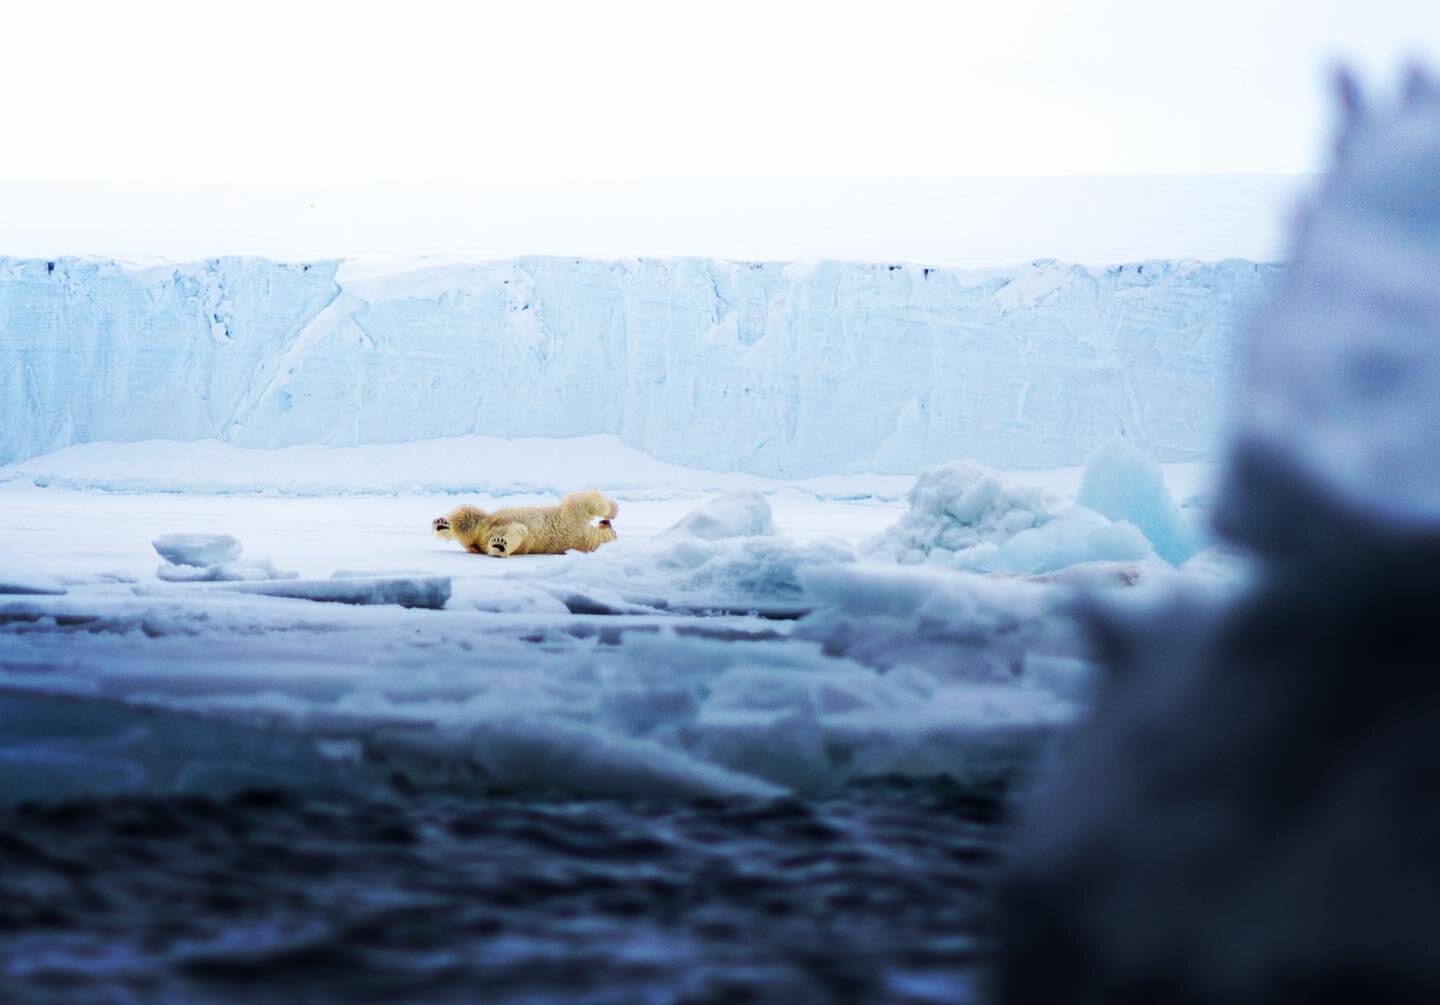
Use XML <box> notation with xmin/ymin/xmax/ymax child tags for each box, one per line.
<box><xmin>432</xmin><ymin>490</ymin><xmax>619</xmax><ymax>557</ymax></box>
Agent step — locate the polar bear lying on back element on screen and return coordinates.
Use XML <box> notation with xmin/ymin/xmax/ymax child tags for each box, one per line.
<box><xmin>432</xmin><ymin>490</ymin><xmax>619</xmax><ymax>557</ymax></box>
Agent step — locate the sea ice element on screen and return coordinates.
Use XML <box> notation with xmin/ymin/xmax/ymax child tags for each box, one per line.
<box><xmin>378</xmin><ymin>716</ymin><xmax>790</xmax><ymax>801</ymax></box>
<box><xmin>156</xmin><ymin>557</ymin><xmax>297</xmax><ymax>583</ymax></box>
<box><xmin>152</xmin><ymin>533</ymin><xmax>242</xmax><ymax>567</ymax></box>
<box><xmin>217</xmin><ymin>576</ymin><xmax>452</xmax><ymax>609</ymax></box>
<box><xmin>0</xmin><ymin>427</ymin><xmax>1218</xmax><ymax>804</ymax></box>
<box><xmin>794</xmin><ymin>563</ymin><xmax>1089</xmax><ymax>681</ymax></box>
<box><xmin>948</xmin><ymin>506</ymin><xmax>1154</xmax><ymax>575</ymax></box>
<box><xmin>510</xmin><ymin>493</ymin><xmax>854</xmax><ymax>613</ymax></box>
<box><xmin>152</xmin><ymin>532</ymin><xmax>296</xmax><ymax>583</ymax></box>
<box><xmin>0</xmin><ymin>546</ymin><xmax>65</xmax><ymax>595</ymax></box>
<box><xmin>869</xmin><ymin>458</ymin><xmax>1168</xmax><ymax>575</ymax></box>
<box><xmin>871</xmin><ymin>461</ymin><xmax>1058</xmax><ymax>564</ymax></box>
<box><xmin>1076</xmin><ymin>437</ymin><xmax>1199</xmax><ymax>565</ymax></box>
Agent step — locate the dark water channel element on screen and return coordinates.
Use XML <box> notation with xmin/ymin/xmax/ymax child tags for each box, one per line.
<box><xmin>0</xmin><ymin>781</ymin><xmax>1006</xmax><ymax>1004</ymax></box>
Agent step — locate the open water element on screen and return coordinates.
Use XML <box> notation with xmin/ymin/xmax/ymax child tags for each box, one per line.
<box><xmin>0</xmin><ymin>781</ymin><xmax>1006</xmax><ymax>1004</ymax></box>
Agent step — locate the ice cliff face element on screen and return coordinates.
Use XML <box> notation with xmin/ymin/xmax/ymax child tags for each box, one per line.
<box><xmin>0</xmin><ymin>255</ymin><xmax>1273</xmax><ymax>476</ymax></box>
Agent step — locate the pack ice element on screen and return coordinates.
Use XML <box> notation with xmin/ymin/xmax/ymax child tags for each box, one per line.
<box><xmin>0</xmin><ymin>436</ymin><xmax>1208</xmax><ymax>803</ymax></box>
<box><xmin>0</xmin><ymin>254</ymin><xmax>1272</xmax><ymax>476</ymax></box>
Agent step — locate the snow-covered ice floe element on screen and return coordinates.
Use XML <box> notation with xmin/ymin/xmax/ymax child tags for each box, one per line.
<box><xmin>0</xmin><ymin>433</ymin><xmax>1221</xmax><ymax>803</ymax></box>
<box><xmin>0</xmin><ymin>438</ymin><xmax>1224</xmax><ymax>804</ymax></box>
<box><xmin>1</xmin><ymin>547</ymin><xmax>66</xmax><ymax>596</ymax></box>
<box><xmin>152</xmin><ymin>533</ymin><xmax>243</xmax><ymax>567</ymax></box>
<box><xmin>151</xmin><ymin>531</ymin><xmax>298</xmax><ymax>583</ymax></box>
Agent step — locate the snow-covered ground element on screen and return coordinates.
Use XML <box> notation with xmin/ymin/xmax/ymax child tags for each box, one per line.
<box><xmin>0</xmin><ymin>435</ymin><xmax>1230</xmax><ymax>805</ymax></box>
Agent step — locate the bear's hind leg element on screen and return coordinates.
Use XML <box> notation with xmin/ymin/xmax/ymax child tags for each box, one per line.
<box><xmin>561</xmin><ymin>491</ymin><xmax>618</xmax><ymax>522</ymax></box>
<box><xmin>486</xmin><ymin>522</ymin><xmax>529</xmax><ymax>557</ymax></box>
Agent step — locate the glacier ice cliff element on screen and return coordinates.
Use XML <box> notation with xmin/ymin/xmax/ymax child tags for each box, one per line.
<box><xmin>0</xmin><ymin>255</ymin><xmax>1274</xmax><ymax>477</ymax></box>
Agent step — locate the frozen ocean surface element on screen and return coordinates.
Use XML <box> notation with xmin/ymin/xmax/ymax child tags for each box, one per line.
<box><xmin>0</xmin><ymin>439</ymin><xmax>1223</xmax><ymax>1002</ymax></box>
<box><xmin>0</xmin><ymin>438</ymin><xmax>1220</xmax><ymax>806</ymax></box>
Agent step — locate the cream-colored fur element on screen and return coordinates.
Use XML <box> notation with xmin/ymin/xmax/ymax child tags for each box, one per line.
<box><xmin>432</xmin><ymin>490</ymin><xmax>618</xmax><ymax>557</ymax></box>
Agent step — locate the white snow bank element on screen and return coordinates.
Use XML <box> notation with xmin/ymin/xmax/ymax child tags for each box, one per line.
<box><xmin>1077</xmin><ymin>437</ymin><xmax>1200</xmax><ymax>565</ymax></box>
<box><xmin>0</xmin><ymin>436</ymin><xmax>914</xmax><ymax>501</ymax></box>
<box><xmin>0</xmin><ymin>546</ymin><xmax>65</xmax><ymax>595</ymax></box>
<box><xmin>151</xmin><ymin>533</ymin><xmax>242</xmax><ymax>567</ymax></box>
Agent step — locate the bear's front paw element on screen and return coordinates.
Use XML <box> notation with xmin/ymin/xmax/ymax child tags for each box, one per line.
<box><xmin>489</xmin><ymin>534</ymin><xmax>509</xmax><ymax>555</ymax></box>
<box><xmin>433</xmin><ymin>516</ymin><xmax>451</xmax><ymax>533</ymax></box>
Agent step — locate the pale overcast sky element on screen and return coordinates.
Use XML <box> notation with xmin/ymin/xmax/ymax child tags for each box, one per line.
<box><xmin>3</xmin><ymin>0</ymin><xmax>1438</xmax><ymax>180</ymax></box>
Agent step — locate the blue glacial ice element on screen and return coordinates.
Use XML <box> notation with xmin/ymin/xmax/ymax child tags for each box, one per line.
<box><xmin>867</xmin><ymin>445</ymin><xmax>1194</xmax><ymax>575</ymax></box>
<box><xmin>0</xmin><ymin>255</ymin><xmax>1273</xmax><ymax>477</ymax></box>
<box><xmin>1076</xmin><ymin>436</ymin><xmax>1200</xmax><ymax>565</ymax></box>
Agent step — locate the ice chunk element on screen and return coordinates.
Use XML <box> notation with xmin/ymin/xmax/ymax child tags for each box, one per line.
<box><xmin>152</xmin><ymin>533</ymin><xmax>242</xmax><ymax>567</ymax></box>
<box><xmin>661</xmin><ymin>490</ymin><xmax>777</xmax><ymax>540</ymax></box>
<box><xmin>795</xmin><ymin>563</ymin><xmax>1085</xmax><ymax>682</ymax></box>
<box><xmin>152</xmin><ymin>532</ymin><xmax>297</xmax><ymax>582</ymax></box>
<box><xmin>218</xmin><ymin>575</ymin><xmax>451</xmax><ymax>609</ymax></box>
<box><xmin>0</xmin><ymin>546</ymin><xmax>65</xmax><ymax>595</ymax></box>
<box><xmin>156</xmin><ymin>557</ymin><xmax>297</xmax><ymax>582</ymax></box>
<box><xmin>1076</xmin><ymin>437</ymin><xmax>1199</xmax><ymax>565</ymax></box>
<box><xmin>871</xmin><ymin>461</ymin><xmax>1058</xmax><ymax>562</ymax></box>
<box><xmin>949</xmin><ymin>506</ymin><xmax>1154</xmax><ymax>575</ymax></box>
<box><xmin>870</xmin><ymin>460</ymin><xmax>1155</xmax><ymax>575</ymax></box>
<box><xmin>459</xmin><ymin>718</ymin><xmax>788</xmax><ymax>800</ymax></box>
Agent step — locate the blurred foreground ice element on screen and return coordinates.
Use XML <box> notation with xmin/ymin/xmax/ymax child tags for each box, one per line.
<box><xmin>996</xmin><ymin>70</ymin><xmax>1440</xmax><ymax>1003</ymax></box>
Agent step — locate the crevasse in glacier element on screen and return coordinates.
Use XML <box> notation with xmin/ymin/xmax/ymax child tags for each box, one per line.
<box><xmin>0</xmin><ymin>255</ymin><xmax>1274</xmax><ymax>477</ymax></box>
